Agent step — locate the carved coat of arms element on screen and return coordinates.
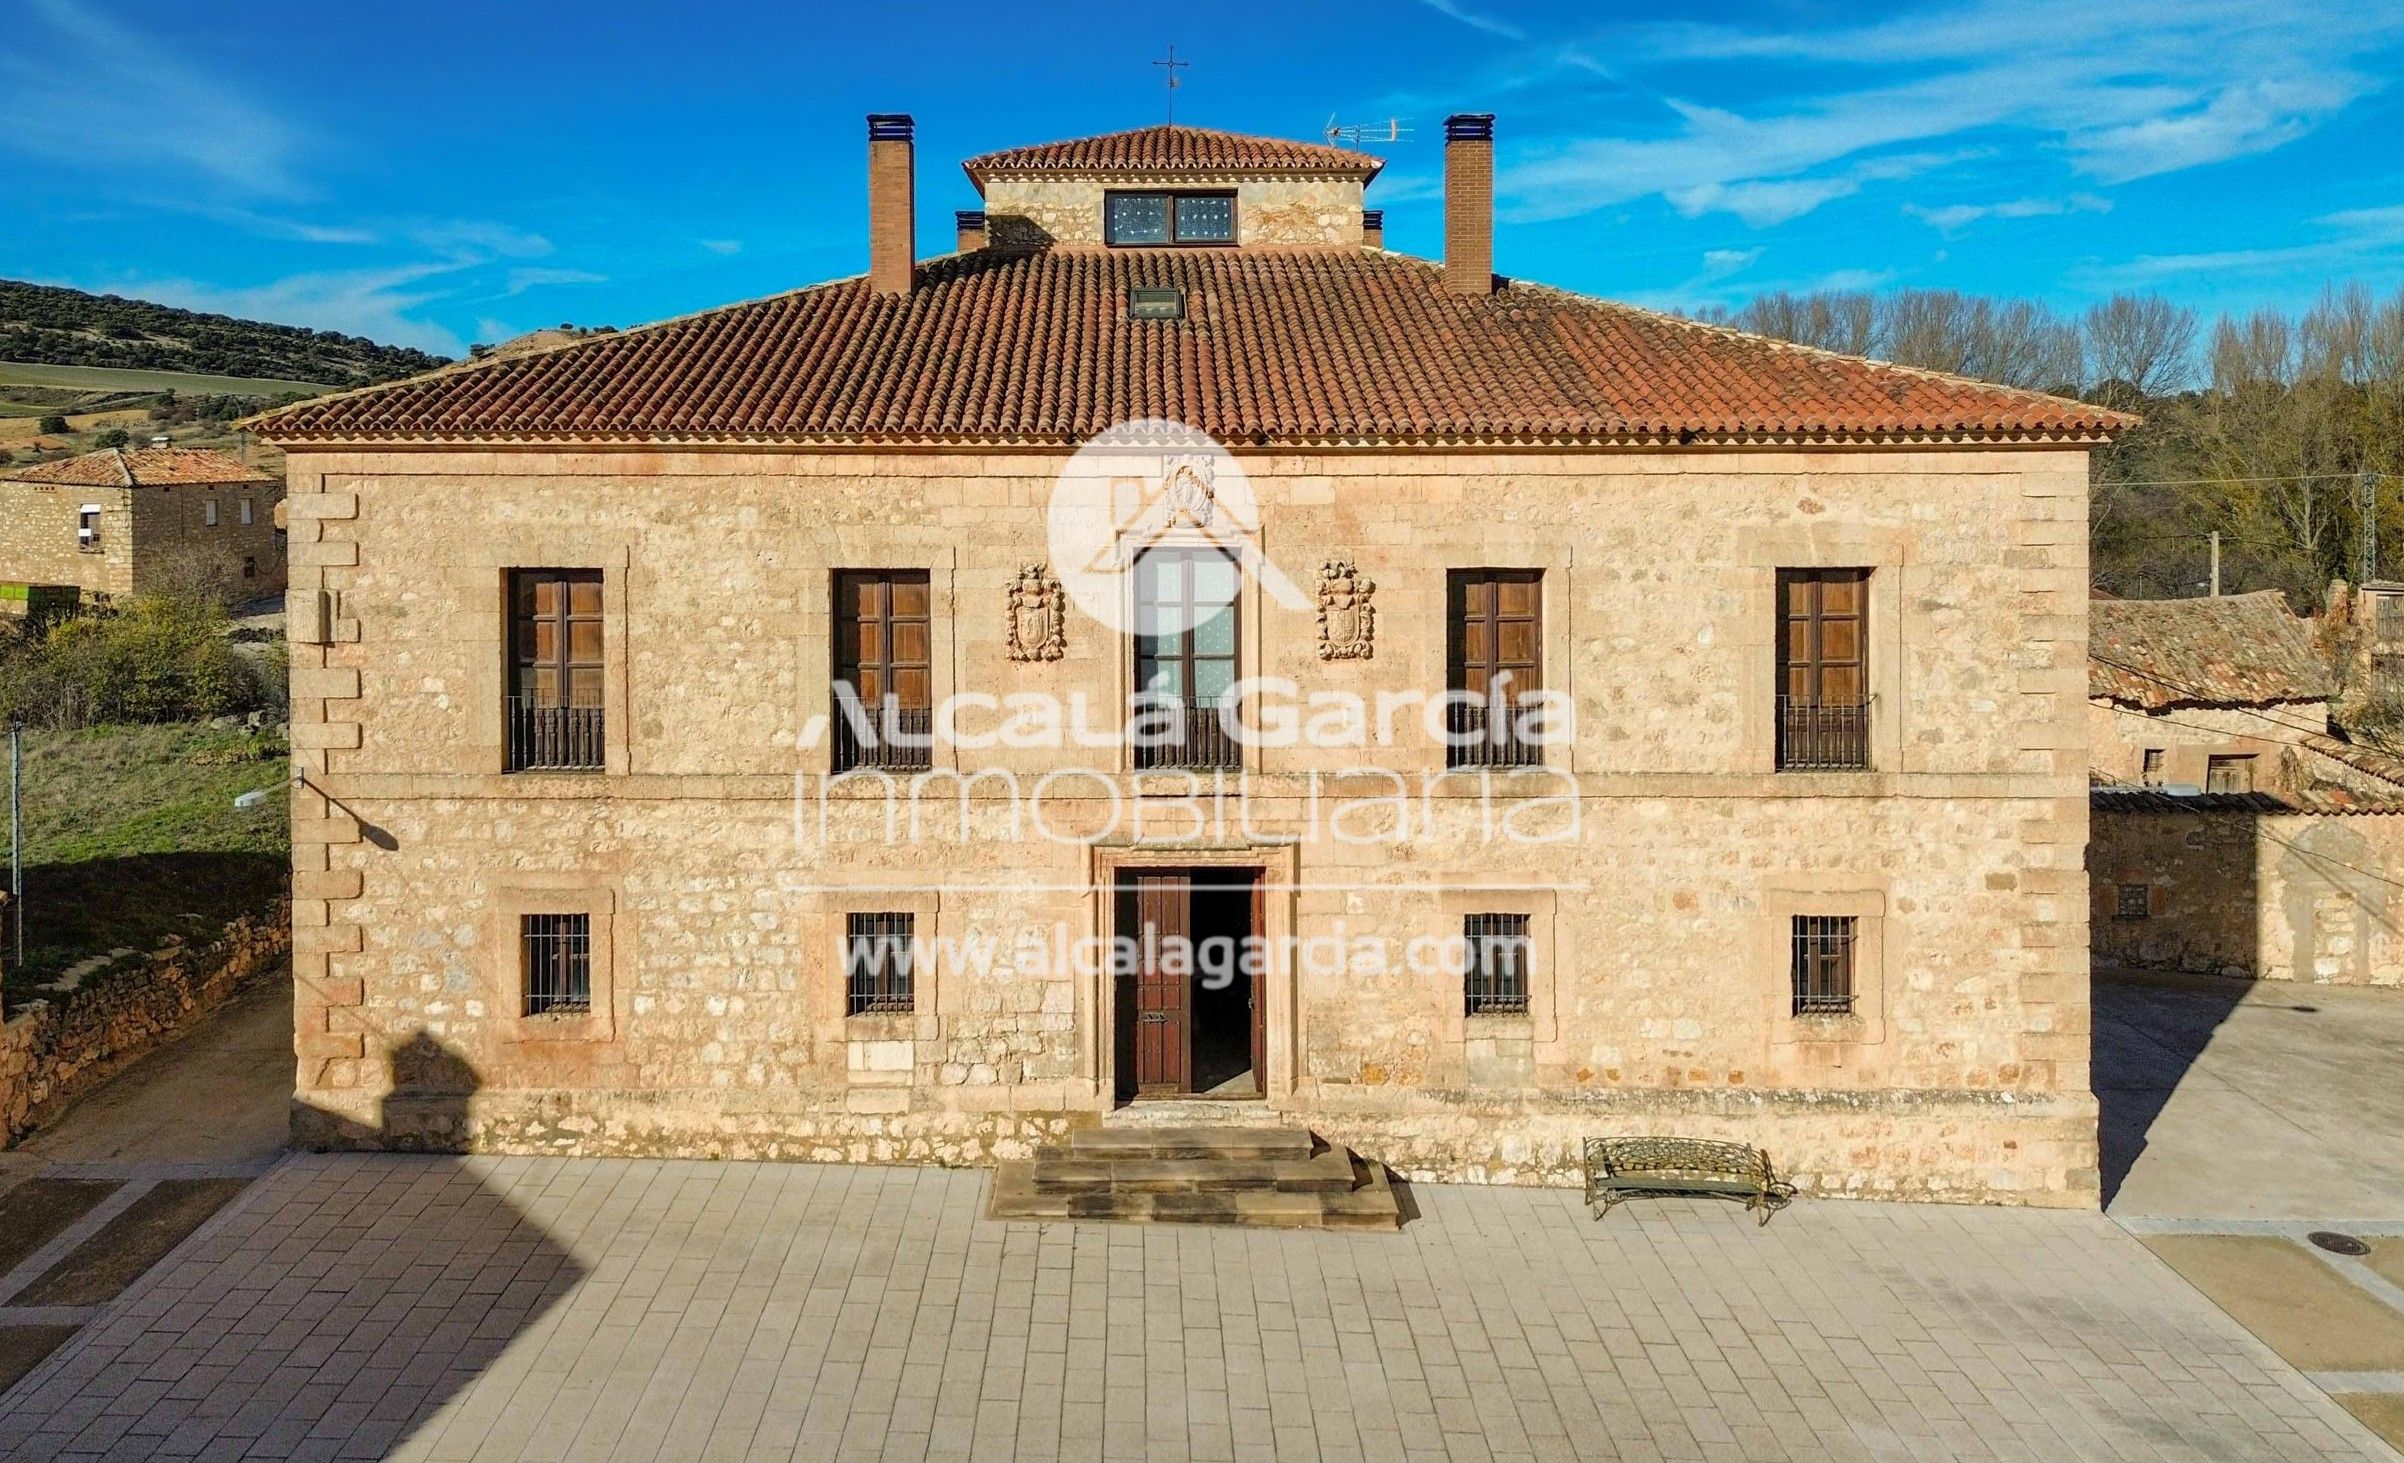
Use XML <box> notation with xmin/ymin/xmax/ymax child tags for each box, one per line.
<box><xmin>1159</xmin><ymin>454</ymin><xmax>1218</xmax><ymax>528</ymax></box>
<box><xmin>1316</xmin><ymin>558</ymin><xmax>1375</xmax><ymax>660</ymax></box>
<box><xmin>1006</xmin><ymin>563</ymin><xmax>1066</xmax><ymax>662</ymax></box>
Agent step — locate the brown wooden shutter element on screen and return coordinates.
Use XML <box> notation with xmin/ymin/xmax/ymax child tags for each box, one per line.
<box><xmin>1776</xmin><ymin>569</ymin><xmax>1867</xmax><ymax>707</ymax></box>
<box><xmin>511</xmin><ymin>569</ymin><xmax>604</xmax><ymax>710</ymax></box>
<box><xmin>834</xmin><ymin>571</ymin><xmax>932</xmax><ymax>712</ymax></box>
<box><xmin>1448</xmin><ymin>571</ymin><xmax>1543</xmax><ymax>699</ymax></box>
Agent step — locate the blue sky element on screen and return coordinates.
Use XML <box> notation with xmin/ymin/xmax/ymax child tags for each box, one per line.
<box><xmin>4</xmin><ymin>0</ymin><xmax>2402</xmax><ymax>360</ymax></box>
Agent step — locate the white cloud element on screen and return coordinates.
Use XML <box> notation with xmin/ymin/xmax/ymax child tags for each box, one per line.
<box><xmin>1492</xmin><ymin>0</ymin><xmax>2399</xmax><ymax>227</ymax></box>
<box><xmin>1416</xmin><ymin>0</ymin><xmax>1522</xmax><ymax>42</ymax></box>
<box><xmin>412</xmin><ymin>221</ymin><xmax>554</xmax><ymax>260</ymax></box>
<box><xmin>1904</xmin><ymin>194</ymin><xmax>2111</xmax><ymax>233</ymax></box>
<box><xmin>699</xmin><ymin>239</ymin><xmax>744</xmax><ymax>256</ymax></box>
<box><xmin>0</xmin><ymin>0</ymin><xmax>306</xmax><ymax>195</ymax></box>
<box><xmin>1700</xmin><ymin>249</ymin><xmax>1761</xmax><ymax>279</ymax></box>
<box><xmin>504</xmin><ymin>268</ymin><xmax>607</xmax><ymax>297</ymax></box>
<box><xmin>2085</xmin><ymin>203</ymin><xmax>2404</xmax><ymax>286</ymax></box>
<box><xmin>72</xmin><ymin>265</ymin><xmax>469</xmax><ymax>356</ymax></box>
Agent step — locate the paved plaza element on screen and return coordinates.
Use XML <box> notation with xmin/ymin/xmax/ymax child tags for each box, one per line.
<box><xmin>0</xmin><ymin>1150</ymin><xmax>2392</xmax><ymax>1462</ymax></box>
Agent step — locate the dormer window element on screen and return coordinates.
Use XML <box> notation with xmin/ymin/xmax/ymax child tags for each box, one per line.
<box><xmin>1105</xmin><ymin>190</ymin><xmax>1236</xmax><ymax>246</ymax></box>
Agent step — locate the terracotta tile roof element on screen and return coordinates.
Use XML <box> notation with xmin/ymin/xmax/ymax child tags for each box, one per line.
<box><xmin>2090</xmin><ymin>591</ymin><xmax>2335</xmax><ymax>710</ymax></box>
<box><xmin>964</xmin><ymin>125</ymin><xmax>1382</xmax><ymax>183</ymax></box>
<box><xmin>250</xmin><ymin>249</ymin><xmax>2134</xmax><ymax>447</ymax></box>
<box><xmin>2092</xmin><ymin>786</ymin><xmax>2404</xmax><ymax>816</ymax></box>
<box><xmin>0</xmin><ymin>446</ymin><xmax>276</xmax><ymax>489</ymax></box>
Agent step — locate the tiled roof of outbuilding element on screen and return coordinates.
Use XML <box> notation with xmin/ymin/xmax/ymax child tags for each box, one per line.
<box><xmin>2089</xmin><ymin>591</ymin><xmax>2335</xmax><ymax>710</ymax></box>
<box><xmin>964</xmin><ymin>124</ymin><xmax>1383</xmax><ymax>182</ymax></box>
<box><xmin>0</xmin><ymin>447</ymin><xmax>276</xmax><ymax>488</ymax></box>
<box><xmin>2091</xmin><ymin>787</ymin><xmax>2404</xmax><ymax>816</ymax></box>
<box><xmin>250</xmin><ymin>249</ymin><xmax>2133</xmax><ymax>447</ymax></box>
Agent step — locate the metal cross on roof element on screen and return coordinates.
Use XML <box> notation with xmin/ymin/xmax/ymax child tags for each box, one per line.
<box><xmin>1153</xmin><ymin>44</ymin><xmax>1188</xmax><ymax>122</ymax></box>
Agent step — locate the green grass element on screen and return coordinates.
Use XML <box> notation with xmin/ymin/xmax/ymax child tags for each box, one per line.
<box><xmin>6</xmin><ymin>722</ymin><xmax>288</xmax><ymax>996</ymax></box>
<box><xmin>0</xmin><ymin>361</ymin><xmax>335</xmax><ymax>398</ymax></box>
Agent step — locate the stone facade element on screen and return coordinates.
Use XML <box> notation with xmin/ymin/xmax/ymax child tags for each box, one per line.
<box><xmin>0</xmin><ymin>475</ymin><xmax>286</xmax><ymax>601</ymax></box>
<box><xmin>2092</xmin><ymin>798</ymin><xmax>2404</xmax><ymax>987</ymax></box>
<box><xmin>982</xmin><ymin>174</ymin><xmax>1367</xmax><ymax>250</ymax></box>
<box><xmin>282</xmin><ymin>445</ymin><xmax>2098</xmax><ymax>1206</ymax></box>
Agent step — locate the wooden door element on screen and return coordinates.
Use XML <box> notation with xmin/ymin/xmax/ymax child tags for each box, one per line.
<box><xmin>1249</xmin><ymin>875</ymin><xmax>1267</xmax><ymax>1096</ymax></box>
<box><xmin>1133</xmin><ymin>873</ymin><xmax>1192</xmax><ymax>1095</ymax></box>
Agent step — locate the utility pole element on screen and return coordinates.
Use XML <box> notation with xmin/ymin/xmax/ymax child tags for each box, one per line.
<box><xmin>7</xmin><ymin>720</ymin><xmax>21</xmax><ymax>1008</ymax></box>
<box><xmin>2209</xmin><ymin>531</ymin><xmax>2221</xmax><ymax>597</ymax></box>
<box><xmin>2361</xmin><ymin>471</ymin><xmax>2382</xmax><ymax>587</ymax></box>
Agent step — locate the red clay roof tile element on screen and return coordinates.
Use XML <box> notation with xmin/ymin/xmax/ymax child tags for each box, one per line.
<box><xmin>252</xmin><ymin>249</ymin><xmax>2134</xmax><ymax>446</ymax></box>
<box><xmin>1</xmin><ymin>446</ymin><xmax>277</xmax><ymax>488</ymax></box>
<box><xmin>964</xmin><ymin>124</ymin><xmax>1382</xmax><ymax>182</ymax></box>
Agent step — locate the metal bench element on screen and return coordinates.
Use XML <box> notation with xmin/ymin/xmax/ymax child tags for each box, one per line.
<box><xmin>1583</xmin><ymin>1136</ymin><xmax>1796</xmax><ymax>1225</ymax></box>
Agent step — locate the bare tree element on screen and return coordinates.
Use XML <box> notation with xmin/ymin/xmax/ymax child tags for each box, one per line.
<box><xmin>2212</xmin><ymin>309</ymin><xmax>2298</xmax><ymax>389</ymax></box>
<box><xmin>2083</xmin><ymin>294</ymin><xmax>2197</xmax><ymax>397</ymax></box>
<box><xmin>1721</xmin><ymin>291</ymin><xmax>1880</xmax><ymax>356</ymax></box>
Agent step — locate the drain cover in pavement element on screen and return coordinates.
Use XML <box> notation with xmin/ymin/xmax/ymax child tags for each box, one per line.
<box><xmin>2311</xmin><ymin>1231</ymin><xmax>2373</xmax><ymax>1256</ymax></box>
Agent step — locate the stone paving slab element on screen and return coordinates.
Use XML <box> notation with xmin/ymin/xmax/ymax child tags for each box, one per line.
<box><xmin>0</xmin><ymin>1153</ymin><xmax>2392</xmax><ymax>1462</ymax></box>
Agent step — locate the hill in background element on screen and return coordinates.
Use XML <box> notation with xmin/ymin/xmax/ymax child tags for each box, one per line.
<box><xmin>0</xmin><ymin>279</ymin><xmax>448</xmax><ymax>387</ymax></box>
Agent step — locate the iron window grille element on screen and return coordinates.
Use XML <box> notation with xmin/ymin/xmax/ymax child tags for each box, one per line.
<box><xmin>846</xmin><ymin>913</ymin><xmax>916</xmax><ymax>1016</ymax></box>
<box><xmin>1462</xmin><ymin>913</ymin><xmax>1532</xmax><ymax>1016</ymax></box>
<box><xmin>1789</xmin><ymin>915</ymin><xmax>1856</xmax><ymax>1016</ymax></box>
<box><xmin>521</xmin><ymin>913</ymin><xmax>592</xmax><ymax>1017</ymax></box>
<box><xmin>1104</xmin><ymin>191</ymin><xmax>1237</xmax><ymax>246</ymax></box>
<box><xmin>2116</xmin><ymin>883</ymin><xmax>2151</xmax><ymax>920</ymax></box>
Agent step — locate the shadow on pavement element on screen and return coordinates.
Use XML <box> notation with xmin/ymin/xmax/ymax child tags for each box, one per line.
<box><xmin>0</xmin><ymin>1029</ymin><xmax>587</xmax><ymax>1461</ymax></box>
<box><xmin>2093</xmin><ymin>968</ymin><xmax>2253</xmax><ymax>1208</ymax></box>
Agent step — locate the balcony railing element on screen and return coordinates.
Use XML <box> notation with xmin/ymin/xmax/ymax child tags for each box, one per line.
<box><xmin>1446</xmin><ymin>699</ymin><xmax>1546</xmax><ymax>770</ymax></box>
<box><xmin>1776</xmin><ymin>697</ymin><xmax>1872</xmax><ymax>772</ymax></box>
<box><xmin>833</xmin><ymin>702</ymin><xmax>933</xmax><ymax>773</ymax></box>
<box><xmin>506</xmin><ymin>697</ymin><xmax>605</xmax><ymax>772</ymax></box>
<box><xmin>1131</xmin><ymin>703</ymin><xmax>1242</xmax><ymax>771</ymax></box>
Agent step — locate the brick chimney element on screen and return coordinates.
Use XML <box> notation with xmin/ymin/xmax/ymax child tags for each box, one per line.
<box><xmin>955</xmin><ymin>210</ymin><xmax>987</xmax><ymax>253</ymax></box>
<box><xmin>1443</xmin><ymin>114</ymin><xmax>1495</xmax><ymax>296</ymax></box>
<box><xmin>1362</xmin><ymin>209</ymin><xmax>1384</xmax><ymax>250</ymax></box>
<box><xmin>867</xmin><ymin>114</ymin><xmax>916</xmax><ymax>296</ymax></box>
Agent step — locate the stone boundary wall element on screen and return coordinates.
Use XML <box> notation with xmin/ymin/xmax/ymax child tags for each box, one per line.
<box><xmin>0</xmin><ymin>911</ymin><xmax>291</xmax><ymax>1144</ymax></box>
<box><xmin>290</xmin><ymin>1084</ymin><xmax>2097</xmax><ymax>1208</ymax></box>
<box><xmin>2093</xmin><ymin>805</ymin><xmax>2404</xmax><ymax>986</ymax></box>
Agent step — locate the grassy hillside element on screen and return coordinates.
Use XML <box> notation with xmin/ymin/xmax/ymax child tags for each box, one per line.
<box><xmin>0</xmin><ymin>362</ymin><xmax>336</xmax><ymax>397</ymax></box>
<box><xmin>0</xmin><ymin>279</ymin><xmax>445</xmax><ymax>388</ymax></box>
<box><xmin>6</xmin><ymin>722</ymin><xmax>289</xmax><ymax>997</ymax></box>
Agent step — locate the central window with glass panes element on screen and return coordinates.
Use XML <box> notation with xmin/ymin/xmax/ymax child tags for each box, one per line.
<box><xmin>1133</xmin><ymin>548</ymin><xmax>1241</xmax><ymax>769</ymax></box>
<box><xmin>1104</xmin><ymin>191</ymin><xmax>1236</xmax><ymax>246</ymax></box>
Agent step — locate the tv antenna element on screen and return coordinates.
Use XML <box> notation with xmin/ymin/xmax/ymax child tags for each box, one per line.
<box><xmin>1324</xmin><ymin>115</ymin><xmax>1412</xmax><ymax>146</ymax></box>
<box><xmin>1153</xmin><ymin>44</ymin><xmax>1189</xmax><ymax>122</ymax></box>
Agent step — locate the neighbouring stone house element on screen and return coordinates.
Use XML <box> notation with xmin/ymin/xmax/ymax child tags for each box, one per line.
<box><xmin>2089</xmin><ymin>591</ymin><xmax>2404</xmax><ymax>985</ymax></box>
<box><xmin>0</xmin><ymin>446</ymin><xmax>286</xmax><ymax>603</ymax></box>
<box><xmin>250</xmin><ymin>115</ymin><xmax>2130</xmax><ymax>1204</ymax></box>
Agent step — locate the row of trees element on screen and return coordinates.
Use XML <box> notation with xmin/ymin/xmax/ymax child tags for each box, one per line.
<box><xmin>1700</xmin><ymin>283</ymin><xmax>2404</xmax><ymax>603</ymax></box>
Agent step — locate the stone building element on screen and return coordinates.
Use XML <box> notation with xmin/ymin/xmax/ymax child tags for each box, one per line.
<box><xmin>0</xmin><ymin>446</ymin><xmax>285</xmax><ymax>602</ymax></box>
<box><xmin>2090</xmin><ymin>591</ymin><xmax>2404</xmax><ymax>985</ymax></box>
<box><xmin>252</xmin><ymin>116</ymin><xmax>2130</xmax><ymax>1205</ymax></box>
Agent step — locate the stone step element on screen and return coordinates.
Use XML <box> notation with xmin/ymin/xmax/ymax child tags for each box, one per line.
<box><xmin>1063</xmin><ymin>1125</ymin><xmax>1315</xmax><ymax>1162</ymax></box>
<box><xmin>1028</xmin><ymin>1145</ymin><xmax>1360</xmax><ymax>1195</ymax></box>
<box><xmin>987</xmin><ymin>1141</ymin><xmax>1403</xmax><ymax>1232</ymax></box>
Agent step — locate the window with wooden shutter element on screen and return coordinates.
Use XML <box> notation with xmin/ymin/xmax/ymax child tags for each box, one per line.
<box><xmin>1132</xmin><ymin>549</ymin><xmax>1241</xmax><ymax>769</ymax></box>
<box><xmin>1789</xmin><ymin>915</ymin><xmax>1856</xmax><ymax>1015</ymax></box>
<box><xmin>833</xmin><ymin>571</ymin><xmax>933</xmax><ymax>772</ymax></box>
<box><xmin>845</xmin><ymin>912</ymin><xmax>916</xmax><ymax>1015</ymax></box>
<box><xmin>1446</xmin><ymin>570</ymin><xmax>1543</xmax><ymax>768</ymax></box>
<box><xmin>521</xmin><ymin>913</ymin><xmax>592</xmax><ymax>1016</ymax></box>
<box><xmin>507</xmin><ymin>569</ymin><xmax>605</xmax><ymax>771</ymax></box>
<box><xmin>1775</xmin><ymin>568</ymin><xmax>1870</xmax><ymax>770</ymax></box>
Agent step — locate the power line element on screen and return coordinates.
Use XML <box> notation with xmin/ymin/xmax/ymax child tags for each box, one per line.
<box><xmin>2093</xmin><ymin>471</ymin><xmax>2373</xmax><ymax>489</ymax></box>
